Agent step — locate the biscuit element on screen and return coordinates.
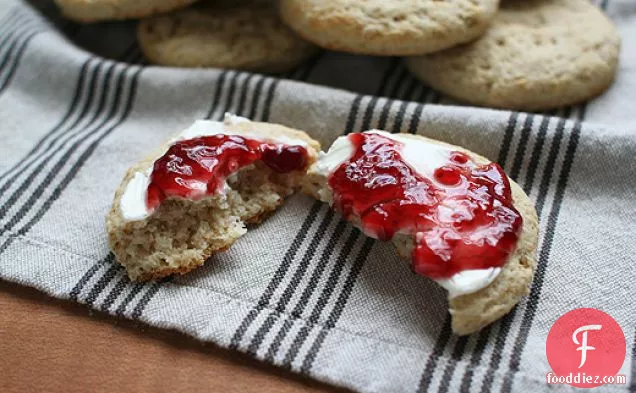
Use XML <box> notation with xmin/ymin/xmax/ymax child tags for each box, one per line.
<box><xmin>137</xmin><ymin>1</ymin><xmax>319</xmax><ymax>72</ymax></box>
<box><xmin>406</xmin><ymin>0</ymin><xmax>621</xmax><ymax>111</ymax></box>
<box><xmin>54</xmin><ymin>0</ymin><xmax>198</xmax><ymax>23</ymax></box>
<box><xmin>107</xmin><ymin>117</ymin><xmax>321</xmax><ymax>281</ymax></box>
<box><xmin>302</xmin><ymin>132</ymin><xmax>539</xmax><ymax>335</ymax></box>
<box><xmin>278</xmin><ymin>0</ymin><xmax>499</xmax><ymax>56</ymax></box>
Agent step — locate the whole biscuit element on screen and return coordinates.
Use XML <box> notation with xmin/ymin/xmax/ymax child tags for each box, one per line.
<box><xmin>137</xmin><ymin>1</ymin><xmax>319</xmax><ymax>72</ymax></box>
<box><xmin>406</xmin><ymin>0</ymin><xmax>621</xmax><ymax>111</ymax></box>
<box><xmin>54</xmin><ymin>0</ymin><xmax>199</xmax><ymax>22</ymax></box>
<box><xmin>278</xmin><ymin>0</ymin><xmax>499</xmax><ymax>56</ymax></box>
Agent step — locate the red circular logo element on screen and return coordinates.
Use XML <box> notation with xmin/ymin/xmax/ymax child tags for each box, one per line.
<box><xmin>546</xmin><ymin>308</ymin><xmax>626</xmax><ymax>388</ymax></box>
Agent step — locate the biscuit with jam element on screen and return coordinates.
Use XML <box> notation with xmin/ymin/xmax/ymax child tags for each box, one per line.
<box><xmin>107</xmin><ymin>114</ymin><xmax>320</xmax><ymax>281</ymax></box>
<box><xmin>302</xmin><ymin>131</ymin><xmax>539</xmax><ymax>335</ymax></box>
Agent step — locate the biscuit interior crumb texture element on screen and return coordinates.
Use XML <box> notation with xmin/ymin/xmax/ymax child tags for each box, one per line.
<box><xmin>406</xmin><ymin>0</ymin><xmax>621</xmax><ymax>110</ymax></box>
<box><xmin>54</xmin><ymin>0</ymin><xmax>200</xmax><ymax>22</ymax></box>
<box><xmin>279</xmin><ymin>0</ymin><xmax>499</xmax><ymax>56</ymax></box>
<box><xmin>302</xmin><ymin>133</ymin><xmax>539</xmax><ymax>335</ymax></box>
<box><xmin>137</xmin><ymin>0</ymin><xmax>319</xmax><ymax>72</ymax></box>
<box><xmin>107</xmin><ymin>122</ymin><xmax>320</xmax><ymax>282</ymax></box>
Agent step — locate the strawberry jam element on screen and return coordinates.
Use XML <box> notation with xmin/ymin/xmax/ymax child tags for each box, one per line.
<box><xmin>328</xmin><ymin>132</ymin><xmax>522</xmax><ymax>279</ymax></box>
<box><xmin>146</xmin><ymin>135</ymin><xmax>308</xmax><ymax>211</ymax></box>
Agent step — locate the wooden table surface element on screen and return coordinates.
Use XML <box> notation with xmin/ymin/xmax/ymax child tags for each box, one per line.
<box><xmin>0</xmin><ymin>281</ymin><xmax>347</xmax><ymax>393</ymax></box>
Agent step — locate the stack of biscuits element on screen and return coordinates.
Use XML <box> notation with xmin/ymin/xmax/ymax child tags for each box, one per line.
<box><xmin>54</xmin><ymin>0</ymin><xmax>621</xmax><ymax>111</ymax></box>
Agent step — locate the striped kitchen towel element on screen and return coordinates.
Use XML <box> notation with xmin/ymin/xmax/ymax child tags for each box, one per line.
<box><xmin>0</xmin><ymin>1</ymin><xmax>634</xmax><ymax>392</ymax></box>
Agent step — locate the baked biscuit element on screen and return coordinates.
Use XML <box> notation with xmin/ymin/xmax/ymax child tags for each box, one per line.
<box><xmin>406</xmin><ymin>0</ymin><xmax>621</xmax><ymax>111</ymax></box>
<box><xmin>279</xmin><ymin>0</ymin><xmax>499</xmax><ymax>56</ymax></box>
<box><xmin>107</xmin><ymin>115</ymin><xmax>321</xmax><ymax>281</ymax></box>
<box><xmin>302</xmin><ymin>131</ymin><xmax>539</xmax><ymax>335</ymax></box>
<box><xmin>54</xmin><ymin>0</ymin><xmax>199</xmax><ymax>22</ymax></box>
<box><xmin>138</xmin><ymin>1</ymin><xmax>319</xmax><ymax>72</ymax></box>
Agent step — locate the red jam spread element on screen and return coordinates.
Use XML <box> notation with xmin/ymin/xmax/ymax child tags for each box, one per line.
<box><xmin>147</xmin><ymin>134</ymin><xmax>308</xmax><ymax>211</ymax></box>
<box><xmin>328</xmin><ymin>132</ymin><xmax>522</xmax><ymax>279</ymax></box>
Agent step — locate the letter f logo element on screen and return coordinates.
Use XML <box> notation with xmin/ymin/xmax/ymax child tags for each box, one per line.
<box><xmin>572</xmin><ymin>324</ymin><xmax>602</xmax><ymax>368</ymax></box>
